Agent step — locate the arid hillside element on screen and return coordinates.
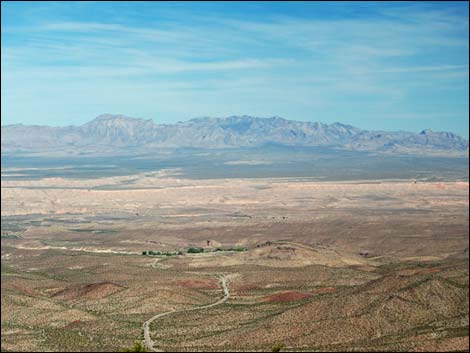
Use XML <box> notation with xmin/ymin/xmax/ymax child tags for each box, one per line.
<box><xmin>1</xmin><ymin>170</ymin><xmax>468</xmax><ymax>352</ymax></box>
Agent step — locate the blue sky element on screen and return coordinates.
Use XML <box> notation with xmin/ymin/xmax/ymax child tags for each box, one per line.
<box><xmin>1</xmin><ymin>1</ymin><xmax>469</xmax><ymax>137</ymax></box>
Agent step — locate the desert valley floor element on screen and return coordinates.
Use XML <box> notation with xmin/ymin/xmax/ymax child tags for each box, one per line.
<box><xmin>1</xmin><ymin>168</ymin><xmax>469</xmax><ymax>352</ymax></box>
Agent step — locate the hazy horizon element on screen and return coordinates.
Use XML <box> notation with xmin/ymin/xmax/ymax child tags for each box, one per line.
<box><xmin>1</xmin><ymin>1</ymin><xmax>469</xmax><ymax>138</ymax></box>
<box><xmin>1</xmin><ymin>112</ymin><xmax>469</xmax><ymax>139</ymax></box>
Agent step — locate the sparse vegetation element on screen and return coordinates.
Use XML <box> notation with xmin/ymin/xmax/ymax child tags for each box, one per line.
<box><xmin>215</xmin><ymin>246</ymin><xmax>248</xmax><ymax>252</ymax></box>
<box><xmin>272</xmin><ymin>342</ymin><xmax>285</xmax><ymax>352</ymax></box>
<box><xmin>2</xmin><ymin>166</ymin><xmax>468</xmax><ymax>352</ymax></box>
<box><xmin>187</xmin><ymin>247</ymin><xmax>204</xmax><ymax>254</ymax></box>
<box><xmin>142</xmin><ymin>250</ymin><xmax>179</xmax><ymax>256</ymax></box>
<box><xmin>122</xmin><ymin>341</ymin><xmax>147</xmax><ymax>352</ymax></box>
<box><xmin>1</xmin><ymin>233</ymin><xmax>21</xmax><ymax>239</ymax></box>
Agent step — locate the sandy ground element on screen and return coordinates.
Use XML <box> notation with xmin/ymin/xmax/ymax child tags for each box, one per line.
<box><xmin>1</xmin><ymin>171</ymin><xmax>468</xmax><ymax>352</ymax></box>
<box><xmin>2</xmin><ymin>173</ymin><xmax>468</xmax><ymax>218</ymax></box>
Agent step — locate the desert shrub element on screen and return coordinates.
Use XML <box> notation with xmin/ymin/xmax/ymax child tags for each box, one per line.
<box><xmin>187</xmin><ymin>247</ymin><xmax>204</xmax><ymax>254</ymax></box>
<box><xmin>272</xmin><ymin>342</ymin><xmax>285</xmax><ymax>352</ymax></box>
<box><xmin>144</xmin><ymin>250</ymin><xmax>180</xmax><ymax>256</ymax></box>
<box><xmin>122</xmin><ymin>341</ymin><xmax>147</xmax><ymax>352</ymax></box>
<box><xmin>215</xmin><ymin>247</ymin><xmax>247</xmax><ymax>252</ymax></box>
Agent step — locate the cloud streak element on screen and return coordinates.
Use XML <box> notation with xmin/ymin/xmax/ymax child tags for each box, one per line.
<box><xmin>1</xmin><ymin>1</ymin><xmax>468</xmax><ymax>137</ymax></box>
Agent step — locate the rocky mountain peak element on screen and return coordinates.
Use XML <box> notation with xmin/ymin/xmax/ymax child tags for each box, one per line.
<box><xmin>2</xmin><ymin>114</ymin><xmax>468</xmax><ymax>155</ymax></box>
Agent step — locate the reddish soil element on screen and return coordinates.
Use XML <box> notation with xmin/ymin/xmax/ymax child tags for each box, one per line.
<box><xmin>10</xmin><ymin>283</ymin><xmax>39</xmax><ymax>297</ymax></box>
<box><xmin>233</xmin><ymin>283</ymin><xmax>259</xmax><ymax>292</ymax></box>
<box><xmin>65</xmin><ymin>320</ymin><xmax>83</xmax><ymax>329</ymax></box>
<box><xmin>263</xmin><ymin>291</ymin><xmax>312</xmax><ymax>303</ymax></box>
<box><xmin>52</xmin><ymin>282</ymin><xmax>124</xmax><ymax>301</ymax></box>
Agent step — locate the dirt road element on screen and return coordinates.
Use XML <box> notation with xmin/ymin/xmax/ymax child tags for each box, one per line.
<box><xmin>143</xmin><ymin>274</ymin><xmax>230</xmax><ymax>352</ymax></box>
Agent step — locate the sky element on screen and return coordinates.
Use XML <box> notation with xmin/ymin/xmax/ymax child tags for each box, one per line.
<box><xmin>1</xmin><ymin>1</ymin><xmax>469</xmax><ymax>137</ymax></box>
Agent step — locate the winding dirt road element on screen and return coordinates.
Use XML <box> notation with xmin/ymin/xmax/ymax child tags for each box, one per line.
<box><xmin>143</xmin><ymin>274</ymin><xmax>230</xmax><ymax>352</ymax></box>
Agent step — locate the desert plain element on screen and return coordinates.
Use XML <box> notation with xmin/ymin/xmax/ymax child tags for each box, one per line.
<box><xmin>1</xmin><ymin>166</ymin><xmax>469</xmax><ymax>352</ymax></box>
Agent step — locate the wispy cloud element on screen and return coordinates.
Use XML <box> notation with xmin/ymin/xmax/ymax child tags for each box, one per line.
<box><xmin>373</xmin><ymin>65</ymin><xmax>469</xmax><ymax>74</ymax></box>
<box><xmin>1</xmin><ymin>1</ymin><xmax>468</xmax><ymax>136</ymax></box>
<box><xmin>382</xmin><ymin>112</ymin><xmax>468</xmax><ymax>120</ymax></box>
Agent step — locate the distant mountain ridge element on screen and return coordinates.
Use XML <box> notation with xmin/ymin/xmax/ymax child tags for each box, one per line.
<box><xmin>2</xmin><ymin>114</ymin><xmax>469</xmax><ymax>156</ymax></box>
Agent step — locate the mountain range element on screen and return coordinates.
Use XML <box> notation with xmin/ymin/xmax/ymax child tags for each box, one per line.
<box><xmin>2</xmin><ymin>114</ymin><xmax>468</xmax><ymax>156</ymax></box>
